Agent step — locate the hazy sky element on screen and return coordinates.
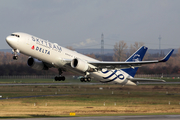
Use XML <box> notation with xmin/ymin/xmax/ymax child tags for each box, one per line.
<box><xmin>1</xmin><ymin>0</ymin><xmax>180</xmax><ymax>49</ymax></box>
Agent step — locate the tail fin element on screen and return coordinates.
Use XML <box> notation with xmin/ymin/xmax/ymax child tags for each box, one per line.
<box><xmin>122</xmin><ymin>46</ymin><xmax>148</xmax><ymax>77</ymax></box>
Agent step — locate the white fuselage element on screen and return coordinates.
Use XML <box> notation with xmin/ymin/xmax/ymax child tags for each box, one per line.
<box><xmin>6</xmin><ymin>32</ymin><xmax>136</xmax><ymax>85</ymax></box>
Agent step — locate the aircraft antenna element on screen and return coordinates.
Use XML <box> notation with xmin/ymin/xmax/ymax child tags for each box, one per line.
<box><xmin>101</xmin><ymin>33</ymin><xmax>104</xmax><ymax>58</ymax></box>
<box><xmin>158</xmin><ymin>35</ymin><xmax>161</xmax><ymax>50</ymax></box>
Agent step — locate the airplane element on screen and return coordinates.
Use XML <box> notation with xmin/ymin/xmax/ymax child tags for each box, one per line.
<box><xmin>6</xmin><ymin>32</ymin><xmax>174</xmax><ymax>86</ymax></box>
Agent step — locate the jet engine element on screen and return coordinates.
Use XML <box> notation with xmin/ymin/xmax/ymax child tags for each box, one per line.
<box><xmin>27</xmin><ymin>57</ymin><xmax>48</xmax><ymax>70</ymax></box>
<box><xmin>71</xmin><ymin>58</ymin><xmax>90</xmax><ymax>72</ymax></box>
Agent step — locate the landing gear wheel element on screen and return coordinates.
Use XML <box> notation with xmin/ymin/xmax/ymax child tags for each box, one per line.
<box><xmin>84</xmin><ymin>78</ymin><xmax>87</xmax><ymax>82</ymax></box>
<box><xmin>87</xmin><ymin>77</ymin><xmax>91</xmax><ymax>82</ymax></box>
<box><xmin>12</xmin><ymin>49</ymin><xmax>19</xmax><ymax>60</ymax></box>
<box><xmin>80</xmin><ymin>77</ymin><xmax>92</xmax><ymax>82</ymax></box>
<box><xmin>55</xmin><ymin>76</ymin><xmax>58</xmax><ymax>81</ymax></box>
<box><xmin>54</xmin><ymin>68</ymin><xmax>66</xmax><ymax>81</ymax></box>
<box><xmin>54</xmin><ymin>76</ymin><xmax>66</xmax><ymax>81</ymax></box>
<box><xmin>61</xmin><ymin>76</ymin><xmax>65</xmax><ymax>81</ymax></box>
<box><xmin>13</xmin><ymin>56</ymin><xmax>18</xmax><ymax>60</ymax></box>
<box><xmin>80</xmin><ymin>78</ymin><xmax>84</xmax><ymax>82</ymax></box>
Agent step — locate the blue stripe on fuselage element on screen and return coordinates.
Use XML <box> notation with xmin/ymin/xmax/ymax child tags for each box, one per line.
<box><xmin>102</xmin><ymin>70</ymin><xmax>117</xmax><ymax>79</ymax></box>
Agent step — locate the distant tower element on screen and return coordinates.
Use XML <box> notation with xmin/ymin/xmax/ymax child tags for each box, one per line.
<box><xmin>101</xmin><ymin>33</ymin><xmax>104</xmax><ymax>55</ymax></box>
<box><xmin>158</xmin><ymin>35</ymin><xmax>161</xmax><ymax>50</ymax></box>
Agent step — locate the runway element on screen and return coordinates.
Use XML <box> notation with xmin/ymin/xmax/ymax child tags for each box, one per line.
<box><xmin>0</xmin><ymin>82</ymin><xmax>179</xmax><ymax>86</ymax></box>
<box><xmin>0</xmin><ymin>115</ymin><xmax>180</xmax><ymax>120</ymax></box>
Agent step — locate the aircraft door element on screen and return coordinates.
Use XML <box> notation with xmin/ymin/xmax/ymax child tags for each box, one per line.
<box><xmin>16</xmin><ymin>36</ymin><xmax>20</xmax><ymax>45</ymax></box>
<box><xmin>26</xmin><ymin>36</ymin><xmax>31</xmax><ymax>45</ymax></box>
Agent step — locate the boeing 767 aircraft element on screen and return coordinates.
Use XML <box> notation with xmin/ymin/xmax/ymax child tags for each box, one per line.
<box><xmin>6</xmin><ymin>32</ymin><xmax>174</xmax><ymax>85</ymax></box>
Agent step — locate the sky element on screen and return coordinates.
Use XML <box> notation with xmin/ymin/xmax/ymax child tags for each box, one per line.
<box><xmin>1</xmin><ymin>0</ymin><xmax>180</xmax><ymax>50</ymax></box>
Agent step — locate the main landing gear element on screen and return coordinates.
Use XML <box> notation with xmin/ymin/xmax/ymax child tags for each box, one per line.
<box><xmin>12</xmin><ymin>49</ymin><xmax>19</xmax><ymax>60</ymax></box>
<box><xmin>80</xmin><ymin>77</ymin><xmax>91</xmax><ymax>82</ymax></box>
<box><xmin>54</xmin><ymin>68</ymin><xmax>65</xmax><ymax>81</ymax></box>
<box><xmin>55</xmin><ymin>76</ymin><xmax>65</xmax><ymax>81</ymax></box>
<box><xmin>80</xmin><ymin>72</ymin><xmax>92</xmax><ymax>82</ymax></box>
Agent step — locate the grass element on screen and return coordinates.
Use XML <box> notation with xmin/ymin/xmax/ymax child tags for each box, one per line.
<box><xmin>0</xmin><ymin>83</ymin><xmax>180</xmax><ymax>118</ymax></box>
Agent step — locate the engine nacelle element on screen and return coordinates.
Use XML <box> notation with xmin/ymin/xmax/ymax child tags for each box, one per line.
<box><xmin>27</xmin><ymin>57</ymin><xmax>48</xmax><ymax>70</ymax></box>
<box><xmin>71</xmin><ymin>58</ymin><xmax>90</xmax><ymax>72</ymax></box>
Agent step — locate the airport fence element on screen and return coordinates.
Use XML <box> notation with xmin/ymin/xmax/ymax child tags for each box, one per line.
<box><xmin>135</xmin><ymin>74</ymin><xmax>180</xmax><ymax>78</ymax></box>
<box><xmin>0</xmin><ymin>75</ymin><xmax>55</xmax><ymax>79</ymax></box>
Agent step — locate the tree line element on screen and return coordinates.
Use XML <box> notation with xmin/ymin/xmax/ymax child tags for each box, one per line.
<box><xmin>0</xmin><ymin>52</ymin><xmax>57</xmax><ymax>75</ymax></box>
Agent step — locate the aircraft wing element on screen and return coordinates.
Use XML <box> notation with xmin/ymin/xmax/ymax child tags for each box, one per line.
<box><xmin>89</xmin><ymin>49</ymin><xmax>174</xmax><ymax>70</ymax></box>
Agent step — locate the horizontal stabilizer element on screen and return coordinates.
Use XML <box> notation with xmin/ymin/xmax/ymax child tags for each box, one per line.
<box><xmin>127</xmin><ymin>77</ymin><xmax>165</xmax><ymax>83</ymax></box>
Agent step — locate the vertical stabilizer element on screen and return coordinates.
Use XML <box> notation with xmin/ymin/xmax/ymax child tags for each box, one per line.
<box><xmin>122</xmin><ymin>46</ymin><xmax>148</xmax><ymax>77</ymax></box>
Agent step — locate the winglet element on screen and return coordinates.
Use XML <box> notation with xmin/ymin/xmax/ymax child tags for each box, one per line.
<box><xmin>159</xmin><ymin>49</ymin><xmax>174</xmax><ymax>62</ymax></box>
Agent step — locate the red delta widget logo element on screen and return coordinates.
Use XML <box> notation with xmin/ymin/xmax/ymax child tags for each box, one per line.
<box><xmin>31</xmin><ymin>45</ymin><xmax>35</xmax><ymax>50</ymax></box>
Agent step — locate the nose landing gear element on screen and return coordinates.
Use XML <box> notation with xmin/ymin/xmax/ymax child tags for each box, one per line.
<box><xmin>12</xmin><ymin>49</ymin><xmax>19</xmax><ymax>60</ymax></box>
<box><xmin>13</xmin><ymin>55</ymin><xmax>18</xmax><ymax>60</ymax></box>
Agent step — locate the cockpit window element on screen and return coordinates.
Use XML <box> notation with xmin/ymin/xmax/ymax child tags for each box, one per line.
<box><xmin>11</xmin><ymin>34</ymin><xmax>20</xmax><ymax>38</ymax></box>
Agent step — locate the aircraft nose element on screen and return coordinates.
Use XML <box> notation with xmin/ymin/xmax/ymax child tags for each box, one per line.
<box><xmin>6</xmin><ymin>36</ymin><xmax>18</xmax><ymax>48</ymax></box>
<box><xmin>6</xmin><ymin>36</ymin><xmax>16</xmax><ymax>44</ymax></box>
<box><xmin>6</xmin><ymin>36</ymin><xmax>12</xmax><ymax>43</ymax></box>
